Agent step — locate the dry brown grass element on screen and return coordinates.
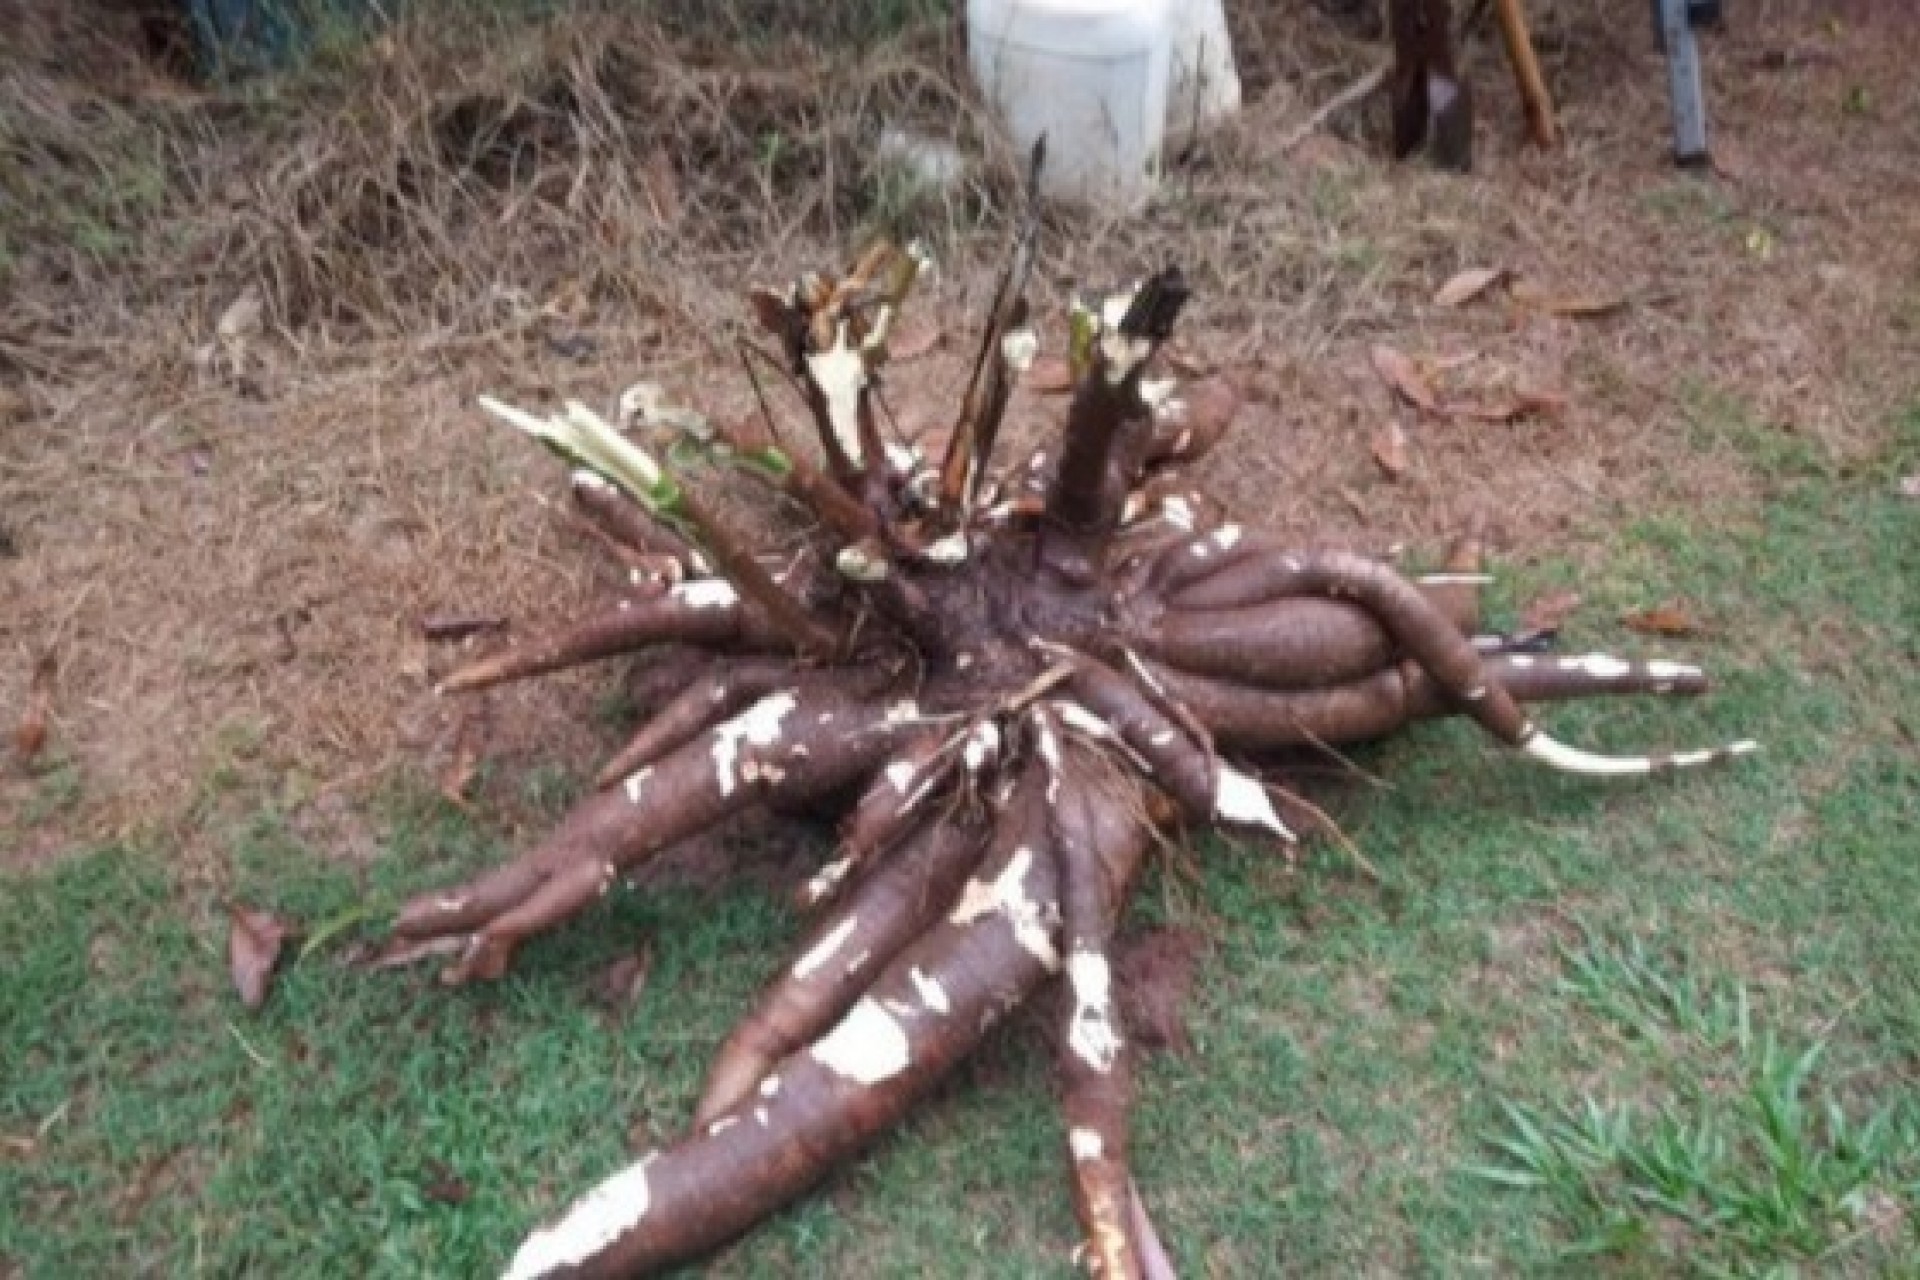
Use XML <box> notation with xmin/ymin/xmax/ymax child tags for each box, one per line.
<box><xmin>3</xmin><ymin>0</ymin><xmax>1915</xmax><ymax>864</ymax></box>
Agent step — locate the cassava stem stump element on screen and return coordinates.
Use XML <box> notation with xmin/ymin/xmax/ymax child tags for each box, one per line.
<box><xmin>383</xmin><ymin>187</ymin><xmax>1753</xmax><ymax>1277</ymax></box>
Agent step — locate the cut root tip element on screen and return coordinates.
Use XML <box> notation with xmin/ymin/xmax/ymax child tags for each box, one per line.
<box><xmin>1519</xmin><ymin>728</ymin><xmax>1760</xmax><ymax>778</ymax></box>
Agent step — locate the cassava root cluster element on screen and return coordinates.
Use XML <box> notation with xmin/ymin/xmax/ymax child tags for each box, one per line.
<box><xmin>380</xmin><ymin>177</ymin><xmax>1751</xmax><ymax>1277</ymax></box>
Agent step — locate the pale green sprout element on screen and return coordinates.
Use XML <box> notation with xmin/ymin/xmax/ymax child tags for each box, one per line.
<box><xmin>478</xmin><ymin>395</ymin><xmax>683</xmax><ymax>515</ymax></box>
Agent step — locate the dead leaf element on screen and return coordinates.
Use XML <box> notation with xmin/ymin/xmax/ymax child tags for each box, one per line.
<box><xmin>887</xmin><ymin>317</ymin><xmax>943</xmax><ymax>363</ymax></box>
<box><xmin>14</xmin><ymin>652</ymin><xmax>54</xmax><ymax>760</ymax></box>
<box><xmin>422</xmin><ymin>1162</ymin><xmax>470</xmax><ymax>1206</ymax></box>
<box><xmin>1510</xmin><ymin>281</ymin><xmax>1628</xmax><ymax>318</ymax></box>
<box><xmin>1025</xmin><ymin>355</ymin><xmax>1075</xmax><ymax>394</ymax></box>
<box><xmin>216</xmin><ymin>285</ymin><xmax>263</xmax><ymax>344</ymax></box>
<box><xmin>1448</xmin><ymin>387</ymin><xmax>1568</xmax><ymax>423</ymax></box>
<box><xmin>1370</xmin><ymin>422</ymin><xmax>1410</xmax><ymax>480</ymax></box>
<box><xmin>1622</xmin><ymin>602</ymin><xmax>1704</xmax><ymax>638</ymax></box>
<box><xmin>1115</xmin><ymin>928</ymin><xmax>1209</xmax><ymax>1055</ymax></box>
<box><xmin>1520</xmin><ymin>589</ymin><xmax>1582</xmax><ymax>634</ymax></box>
<box><xmin>592</xmin><ymin>945</ymin><xmax>654</xmax><ymax>1013</ymax></box>
<box><xmin>1369</xmin><ymin>345</ymin><xmax>1441</xmax><ymax>414</ymax></box>
<box><xmin>421</xmin><ymin>613</ymin><xmax>508</xmax><ymax>643</ymax></box>
<box><xmin>2</xmin><ymin>1134</ymin><xmax>36</xmax><ymax>1159</ymax></box>
<box><xmin>1434</xmin><ymin>266</ymin><xmax>1507</xmax><ymax>308</ymax></box>
<box><xmin>228</xmin><ymin>906</ymin><xmax>290</xmax><ymax>1011</ymax></box>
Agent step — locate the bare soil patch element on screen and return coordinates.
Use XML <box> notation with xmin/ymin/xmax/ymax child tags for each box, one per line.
<box><xmin>3</xmin><ymin>0</ymin><xmax>1914</xmax><ymax>862</ymax></box>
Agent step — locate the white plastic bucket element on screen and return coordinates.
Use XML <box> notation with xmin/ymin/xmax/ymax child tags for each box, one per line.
<box><xmin>966</xmin><ymin>0</ymin><xmax>1173</xmax><ymax>211</ymax></box>
<box><xmin>1166</xmin><ymin>0</ymin><xmax>1242</xmax><ymax>152</ymax></box>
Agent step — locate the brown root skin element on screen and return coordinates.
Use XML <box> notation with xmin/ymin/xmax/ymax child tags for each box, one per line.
<box><xmin>383</xmin><ymin>237</ymin><xmax>1752</xmax><ymax>1278</ymax></box>
<box><xmin>504</xmin><ymin>766</ymin><xmax>1073</xmax><ymax>1280</ymax></box>
<box><xmin>1044</xmin><ymin>717</ymin><xmax>1152</xmax><ymax>1280</ymax></box>
<box><xmin>569</xmin><ymin>472</ymin><xmax>704</xmax><ymax>571</ymax></box>
<box><xmin>392</xmin><ymin>678</ymin><xmax>914</xmax><ymax>980</ymax></box>
<box><xmin>593</xmin><ymin>657</ymin><xmax>796</xmax><ymax>789</ymax></box>
<box><xmin>694</xmin><ymin>819</ymin><xmax>987</xmax><ymax>1127</ymax></box>
<box><xmin>437</xmin><ymin>587</ymin><xmax>767</xmax><ymax>694</ymax></box>
<box><xmin>1147</xmin><ymin>653</ymin><xmax>1714</xmax><ymax>751</ymax></box>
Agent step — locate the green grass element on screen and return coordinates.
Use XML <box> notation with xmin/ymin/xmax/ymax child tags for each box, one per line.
<box><xmin>4</xmin><ymin>405</ymin><xmax>1917</xmax><ymax>1276</ymax></box>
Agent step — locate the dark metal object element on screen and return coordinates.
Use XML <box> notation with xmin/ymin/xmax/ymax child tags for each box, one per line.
<box><xmin>1659</xmin><ymin>0</ymin><xmax>1712</xmax><ymax>167</ymax></box>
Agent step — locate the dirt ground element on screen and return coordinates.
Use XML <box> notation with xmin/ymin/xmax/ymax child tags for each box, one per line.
<box><xmin>2</xmin><ymin>0</ymin><xmax>1915</xmax><ymax>866</ymax></box>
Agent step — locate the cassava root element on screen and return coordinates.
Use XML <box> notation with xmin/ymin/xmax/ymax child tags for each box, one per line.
<box><xmin>379</xmin><ymin>190</ymin><xmax>1751</xmax><ymax>1276</ymax></box>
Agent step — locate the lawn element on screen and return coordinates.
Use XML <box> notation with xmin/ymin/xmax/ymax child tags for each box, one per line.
<box><xmin>6</xmin><ymin>405</ymin><xmax>1915</xmax><ymax>1275</ymax></box>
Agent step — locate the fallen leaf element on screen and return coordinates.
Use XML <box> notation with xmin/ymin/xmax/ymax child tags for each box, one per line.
<box><xmin>1897</xmin><ymin>474</ymin><xmax>1919</xmax><ymax>499</ymax></box>
<box><xmin>228</xmin><ymin>906</ymin><xmax>290</xmax><ymax>1011</ymax></box>
<box><xmin>544</xmin><ymin>332</ymin><xmax>597</xmax><ymax>360</ymax></box>
<box><xmin>14</xmin><ymin>652</ymin><xmax>55</xmax><ymax>760</ymax></box>
<box><xmin>1025</xmin><ymin>355</ymin><xmax>1075</xmax><ymax>394</ymax></box>
<box><xmin>1520</xmin><ymin>589</ymin><xmax>1582</xmax><ymax>635</ymax></box>
<box><xmin>1510</xmin><ymin>280</ymin><xmax>1629</xmax><ymax>318</ymax></box>
<box><xmin>1622</xmin><ymin>602</ymin><xmax>1703</xmax><ymax>638</ymax></box>
<box><xmin>421</xmin><ymin>613</ymin><xmax>509</xmax><ymax>643</ymax></box>
<box><xmin>216</xmin><ymin>285</ymin><xmax>263</xmax><ymax>344</ymax></box>
<box><xmin>1434</xmin><ymin>266</ymin><xmax>1507</xmax><ymax>308</ymax></box>
<box><xmin>592</xmin><ymin>945</ymin><xmax>654</xmax><ymax>1013</ymax></box>
<box><xmin>422</xmin><ymin>1162</ymin><xmax>470</xmax><ymax>1206</ymax></box>
<box><xmin>1371</xmin><ymin>422</ymin><xmax>1410</xmax><ymax>480</ymax></box>
<box><xmin>887</xmin><ymin>317</ymin><xmax>943</xmax><ymax>362</ymax></box>
<box><xmin>2</xmin><ymin>1134</ymin><xmax>36</xmax><ymax>1159</ymax></box>
<box><xmin>1115</xmin><ymin>927</ymin><xmax>1209</xmax><ymax>1055</ymax></box>
<box><xmin>1448</xmin><ymin>387</ymin><xmax>1568</xmax><ymax>423</ymax></box>
<box><xmin>1369</xmin><ymin>345</ymin><xmax>1441</xmax><ymax>414</ymax></box>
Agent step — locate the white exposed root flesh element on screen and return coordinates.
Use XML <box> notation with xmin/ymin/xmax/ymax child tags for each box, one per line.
<box><xmin>1417</xmin><ymin>572</ymin><xmax>1494</xmax><ymax>586</ymax></box>
<box><xmin>711</xmin><ymin>692</ymin><xmax>799</xmax><ymax>797</ymax></box>
<box><xmin>1214</xmin><ymin>764</ymin><xmax>1296</xmax><ymax>840</ymax></box>
<box><xmin>1001</xmin><ymin>327</ymin><xmax>1039</xmax><ymax>372</ymax></box>
<box><xmin>924</xmin><ymin>532</ymin><xmax>971</xmax><ymax>565</ymax></box>
<box><xmin>810</xmin><ymin>996</ymin><xmax>912</xmax><ymax>1084</ymax></box>
<box><xmin>949</xmin><ymin>847</ymin><xmax>1061</xmax><ymax>969</ymax></box>
<box><xmin>835</xmin><ymin>545</ymin><xmax>889</xmax><ymax>582</ymax></box>
<box><xmin>805</xmin><ymin>323</ymin><xmax>869</xmax><ymax>467</ymax></box>
<box><xmin>802</xmin><ymin>856</ymin><xmax>853</xmax><ymax>905</ymax></box>
<box><xmin>504</xmin><ymin>1156</ymin><xmax>656</xmax><ymax>1280</ymax></box>
<box><xmin>1066</xmin><ymin>951</ymin><xmax>1121</xmax><ymax>1073</ymax></box>
<box><xmin>622</xmin><ymin>767</ymin><xmax>652</xmax><ymax>806</ymax></box>
<box><xmin>671</xmin><ymin>579</ymin><xmax>741</xmax><ymax>610</ymax></box>
<box><xmin>1560</xmin><ymin>653</ymin><xmax>1631</xmax><ymax>679</ymax></box>
<box><xmin>1519</xmin><ymin>728</ymin><xmax>1759</xmax><ymax>777</ymax></box>
<box><xmin>909</xmin><ymin>966</ymin><xmax>951</xmax><ymax>1015</ymax></box>
<box><xmin>963</xmin><ymin>722</ymin><xmax>1001</xmax><ymax>773</ymax></box>
<box><xmin>1069</xmin><ymin>1128</ymin><xmax>1105</xmax><ymax>1162</ymax></box>
<box><xmin>791</xmin><ymin>916</ymin><xmax>860</xmax><ymax>982</ymax></box>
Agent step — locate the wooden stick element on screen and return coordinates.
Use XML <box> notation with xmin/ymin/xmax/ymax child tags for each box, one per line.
<box><xmin>1492</xmin><ymin>0</ymin><xmax>1559</xmax><ymax>148</ymax></box>
<box><xmin>1279</xmin><ymin>64</ymin><xmax>1389</xmax><ymax>153</ymax></box>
